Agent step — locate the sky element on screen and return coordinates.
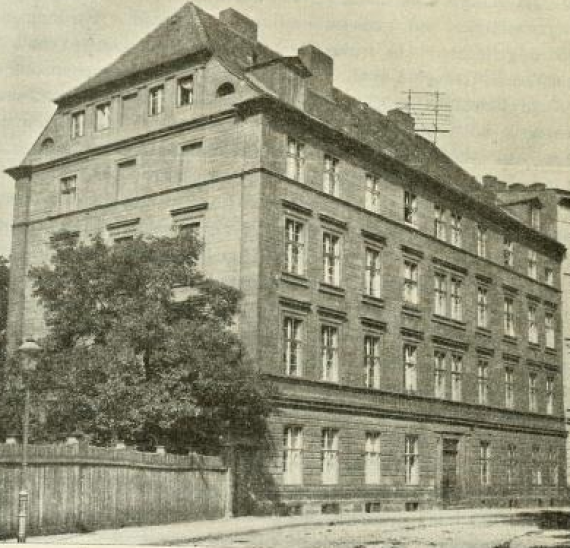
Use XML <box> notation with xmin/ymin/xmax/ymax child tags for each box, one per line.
<box><xmin>1</xmin><ymin>0</ymin><xmax>569</xmax><ymax>259</ymax></box>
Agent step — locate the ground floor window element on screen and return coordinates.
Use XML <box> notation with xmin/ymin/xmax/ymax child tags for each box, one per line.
<box><xmin>283</xmin><ymin>426</ymin><xmax>303</xmax><ymax>485</ymax></box>
<box><xmin>405</xmin><ymin>435</ymin><xmax>419</xmax><ymax>485</ymax></box>
<box><xmin>321</xmin><ymin>429</ymin><xmax>339</xmax><ymax>485</ymax></box>
<box><xmin>364</xmin><ymin>432</ymin><xmax>381</xmax><ymax>484</ymax></box>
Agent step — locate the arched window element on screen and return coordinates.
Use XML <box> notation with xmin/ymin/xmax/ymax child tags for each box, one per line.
<box><xmin>41</xmin><ymin>137</ymin><xmax>54</xmax><ymax>149</ymax></box>
<box><xmin>216</xmin><ymin>82</ymin><xmax>235</xmax><ymax>98</ymax></box>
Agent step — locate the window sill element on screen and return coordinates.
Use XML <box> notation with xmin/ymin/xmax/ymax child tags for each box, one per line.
<box><xmin>432</xmin><ymin>314</ymin><xmax>466</xmax><ymax>330</ymax></box>
<box><xmin>319</xmin><ymin>282</ymin><xmax>345</xmax><ymax>297</ymax></box>
<box><xmin>402</xmin><ymin>303</ymin><xmax>422</xmax><ymax>318</ymax></box>
<box><xmin>362</xmin><ymin>294</ymin><xmax>385</xmax><ymax>309</ymax></box>
<box><xmin>281</xmin><ymin>272</ymin><xmax>310</xmax><ymax>288</ymax></box>
<box><xmin>502</xmin><ymin>335</ymin><xmax>518</xmax><ymax>345</ymax></box>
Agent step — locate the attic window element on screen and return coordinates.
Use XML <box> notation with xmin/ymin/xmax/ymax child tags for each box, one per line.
<box><xmin>216</xmin><ymin>82</ymin><xmax>235</xmax><ymax>98</ymax></box>
<box><xmin>41</xmin><ymin>137</ymin><xmax>54</xmax><ymax>149</ymax></box>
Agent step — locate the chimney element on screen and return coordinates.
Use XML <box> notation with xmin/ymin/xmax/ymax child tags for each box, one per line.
<box><xmin>387</xmin><ymin>108</ymin><xmax>415</xmax><ymax>133</ymax></box>
<box><xmin>529</xmin><ymin>182</ymin><xmax>546</xmax><ymax>191</ymax></box>
<box><xmin>482</xmin><ymin>175</ymin><xmax>507</xmax><ymax>193</ymax></box>
<box><xmin>219</xmin><ymin>8</ymin><xmax>257</xmax><ymax>42</ymax></box>
<box><xmin>298</xmin><ymin>45</ymin><xmax>333</xmax><ymax>99</ymax></box>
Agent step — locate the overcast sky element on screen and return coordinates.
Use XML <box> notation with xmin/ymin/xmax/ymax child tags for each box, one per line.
<box><xmin>1</xmin><ymin>0</ymin><xmax>569</xmax><ymax>259</ymax></box>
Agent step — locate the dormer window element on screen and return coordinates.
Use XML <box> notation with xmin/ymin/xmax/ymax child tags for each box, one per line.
<box><xmin>95</xmin><ymin>102</ymin><xmax>111</xmax><ymax>131</ymax></box>
<box><xmin>148</xmin><ymin>85</ymin><xmax>164</xmax><ymax>116</ymax></box>
<box><xmin>530</xmin><ymin>205</ymin><xmax>541</xmax><ymax>230</ymax></box>
<box><xmin>177</xmin><ymin>76</ymin><xmax>194</xmax><ymax>106</ymax></box>
<box><xmin>216</xmin><ymin>82</ymin><xmax>235</xmax><ymax>98</ymax></box>
<box><xmin>71</xmin><ymin>111</ymin><xmax>85</xmax><ymax>139</ymax></box>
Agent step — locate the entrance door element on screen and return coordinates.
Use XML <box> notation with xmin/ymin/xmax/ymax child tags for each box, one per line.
<box><xmin>442</xmin><ymin>439</ymin><xmax>459</xmax><ymax>507</ymax></box>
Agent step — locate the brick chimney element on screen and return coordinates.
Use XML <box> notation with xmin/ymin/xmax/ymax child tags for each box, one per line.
<box><xmin>298</xmin><ymin>45</ymin><xmax>333</xmax><ymax>99</ymax></box>
<box><xmin>482</xmin><ymin>175</ymin><xmax>507</xmax><ymax>193</ymax></box>
<box><xmin>387</xmin><ymin>108</ymin><xmax>415</xmax><ymax>133</ymax></box>
<box><xmin>219</xmin><ymin>8</ymin><xmax>257</xmax><ymax>41</ymax></box>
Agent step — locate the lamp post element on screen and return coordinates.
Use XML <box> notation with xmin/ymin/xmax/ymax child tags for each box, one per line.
<box><xmin>17</xmin><ymin>338</ymin><xmax>41</xmax><ymax>544</ymax></box>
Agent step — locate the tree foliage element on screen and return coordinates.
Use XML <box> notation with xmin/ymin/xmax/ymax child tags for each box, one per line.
<box><xmin>0</xmin><ymin>232</ymin><xmax>273</xmax><ymax>452</ymax></box>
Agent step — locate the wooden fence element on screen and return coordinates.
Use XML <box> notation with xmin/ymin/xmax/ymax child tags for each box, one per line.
<box><xmin>0</xmin><ymin>443</ymin><xmax>228</xmax><ymax>538</ymax></box>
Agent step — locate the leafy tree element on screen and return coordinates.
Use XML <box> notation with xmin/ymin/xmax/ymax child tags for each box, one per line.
<box><xmin>0</xmin><ymin>231</ymin><xmax>273</xmax><ymax>452</ymax></box>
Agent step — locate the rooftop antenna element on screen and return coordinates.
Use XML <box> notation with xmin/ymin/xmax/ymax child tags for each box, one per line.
<box><xmin>398</xmin><ymin>90</ymin><xmax>451</xmax><ymax>145</ymax></box>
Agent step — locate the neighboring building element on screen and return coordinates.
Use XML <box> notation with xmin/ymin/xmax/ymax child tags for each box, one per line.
<box><xmin>5</xmin><ymin>4</ymin><xmax>567</xmax><ymax>513</ymax></box>
<box><xmin>488</xmin><ymin>176</ymin><xmax>570</xmax><ymax>486</ymax></box>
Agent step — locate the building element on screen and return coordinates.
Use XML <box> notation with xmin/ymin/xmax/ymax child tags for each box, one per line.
<box><xmin>5</xmin><ymin>4</ymin><xmax>567</xmax><ymax>514</ymax></box>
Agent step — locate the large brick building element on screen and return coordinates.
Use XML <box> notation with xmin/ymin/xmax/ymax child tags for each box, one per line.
<box><xmin>5</xmin><ymin>4</ymin><xmax>567</xmax><ymax>513</ymax></box>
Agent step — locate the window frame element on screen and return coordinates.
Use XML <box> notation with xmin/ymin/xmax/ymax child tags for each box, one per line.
<box><xmin>403</xmin><ymin>258</ymin><xmax>419</xmax><ymax>306</ymax></box>
<box><xmin>321</xmin><ymin>323</ymin><xmax>340</xmax><ymax>383</ymax></box>
<box><xmin>364</xmin><ymin>432</ymin><xmax>381</xmax><ymax>485</ymax></box>
<box><xmin>283</xmin><ymin>315</ymin><xmax>304</xmax><ymax>377</ymax></box>
<box><xmin>148</xmin><ymin>84</ymin><xmax>165</xmax><ymax>116</ymax></box>
<box><xmin>477</xmin><ymin>286</ymin><xmax>489</xmax><ymax>329</ymax></box>
<box><xmin>477</xmin><ymin>224</ymin><xmax>488</xmax><ymax>258</ymax></box>
<box><xmin>477</xmin><ymin>359</ymin><xmax>489</xmax><ymax>405</ymax></box>
<box><xmin>177</xmin><ymin>74</ymin><xmax>195</xmax><ymax>107</ymax></box>
<box><xmin>479</xmin><ymin>441</ymin><xmax>491</xmax><ymax>487</ymax></box>
<box><xmin>59</xmin><ymin>174</ymin><xmax>78</xmax><ymax>213</ymax></box>
<box><xmin>95</xmin><ymin>102</ymin><xmax>111</xmax><ymax>132</ymax></box>
<box><xmin>286</xmin><ymin>137</ymin><xmax>305</xmax><ymax>182</ymax></box>
<box><xmin>433</xmin><ymin>350</ymin><xmax>446</xmax><ymax>400</ymax></box>
<box><xmin>283</xmin><ymin>426</ymin><xmax>303</xmax><ymax>485</ymax></box>
<box><xmin>364</xmin><ymin>246</ymin><xmax>382</xmax><ymax>298</ymax></box>
<box><xmin>284</xmin><ymin>217</ymin><xmax>306</xmax><ymax>277</ymax></box>
<box><xmin>364</xmin><ymin>334</ymin><xmax>381</xmax><ymax>389</ymax></box>
<box><xmin>70</xmin><ymin>110</ymin><xmax>85</xmax><ymax>139</ymax></box>
<box><xmin>404</xmin><ymin>435</ymin><xmax>419</xmax><ymax>485</ymax></box>
<box><xmin>321</xmin><ymin>428</ymin><xmax>340</xmax><ymax>485</ymax></box>
<box><xmin>404</xmin><ymin>191</ymin><xmax>418</xmax><ymax>227</ymax></box>
<box><xmin>365</xmin><ymin>174</ymin><xmax>381</xmax><ymax>212</ymax></box>
<box><xmin>450</xmin><ymin>212</ymin><xmax>462</xmax><ymax>247</ymax></box>
<box><xmin>323</xmin><ymin>154</ymin><xmax>340</xmax><ymax>197</ymax></box>
<box><xmin>403</xmin><ymin>343</ymin><xmax>418</xmax><ymax>393</ymax></box>
<box><xmin>322</xmin><ymin>230</ymin><xmax>342</xmax><ymax>287</ymax></box>
<box><xmin>505</xmin><ymin>367</ymin><xmax>515</xmax><ymax>409</ymax></box>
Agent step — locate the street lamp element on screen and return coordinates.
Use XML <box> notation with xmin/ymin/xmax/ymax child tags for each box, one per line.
<box><xmin>17</xmin><ymin>338</ymin><xmax>41</xmax><ymax>544</ymax></box>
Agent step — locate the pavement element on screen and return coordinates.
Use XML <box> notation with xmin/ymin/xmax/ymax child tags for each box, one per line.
<box><xmin>4</xmin><ymin>506</ymin><xmax>569</xmax><ymax>546</ymax></box>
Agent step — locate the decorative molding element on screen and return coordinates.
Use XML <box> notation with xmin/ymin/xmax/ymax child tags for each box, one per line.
<box><xmin>526</xmin><ymin>293</ymin><xmax>541</xmax><ymax>303</ymax></box>
<box><xmin>476</xmin><ymin>346</ymin><xmax>494</xmax><ymax>356</ymax></box>
<box><xmin>361</xmin><ymin>229</ymin><xmax>386</xmax><ymax>245</ymax></box>
<box><xmin>400</xmin><ymin>244</ymin><xmax>424</xmax><ymax>259</ymax></box>
<box><xmin>502</xmin><ymin>283</ymin><xmax>519</xmax><ymax>295</ymax></box>
<box><xmin>49</xmin><ymin>230</ymin><xmax>80</xmax><ymax>243</ymax></box>
<box><xmin>362</xmin><ymin>294</ymin><xmax>385</xmax><ymax>309</ymax></box>
<box><xmin>106</xmin><ymin>218</ymin><xmax>140</xmax><ymax>231</ymax></box>
<box><xmin>281</xmin><ymin>272</ymin><xmax>310</xmax><ymax>288</ymax></box>
<box><xmin>431</xmin><ymin>335</ymin><xmax>469</xmax><ymax>351</ymax></box>
<box><xmin>432</xmin><ymin>257</ymin><xmax>468</xmax><ymax>275</ymax></box>
<box><xmin>360</xmin><ymin>316</ymin><xmax>387</xmax><ymax>332</ymax></box>
<box><xmin>318</xmin><ymin>213</ymin><xmax>347</xmax><ymax>230</ymax></box>
<box><xmin>170</xmin><ymin>203</ymin><xmax>208</xmax><ymax>217</ymax></box>
<box><xmin>475</xmin><ymin>273</ymin><xmax>493</xmax><ymax>285</ymax></box>
<box><xmin>502</xmin><ymin>352</ymin><xmax>520</xmax><ymax>363</ymax></box>
<box><xmin>317</xmin><ymin>305</ymin><xmax>347</xmax><ymax>321</ymax></box>
<box><xmin>282</xmin><ymin>199</ymin><xmax>313</xmax><ymax>217</ymax></box>
<box><xmin>279</xmin><ymin>296</ymin><xmax>312</xmax><ymax>313</ymax></box>
<box><xmin>401</xmin><ymin>327</ymin><xmax>424</xmax><ymax>341</ymax></box>
<box><xmin>318</xmin><ymin>283</ymin><xmax>345</xmax><ymax>298</ymax></box>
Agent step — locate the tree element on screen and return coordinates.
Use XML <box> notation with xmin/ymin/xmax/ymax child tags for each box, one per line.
<box><xmin>0</xmin><ymin>231</ymin><xmax>273</xmax><ymax>452</ymax></box>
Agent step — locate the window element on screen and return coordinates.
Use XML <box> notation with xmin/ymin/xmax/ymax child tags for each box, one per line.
<box><xmin>321</xmin><ymin>325</ymin><xmax>339</xmax><ymax>382</ymax></box>
<box><xmin>504</xmin><ymin>238</ymin><xmax>514</xmax><ymax>267</ymax></box>
<box><xmin>434</xmin><ymin>273</ymin><xmax>447</xmax><ymax>316</ymax></box>
<box><xmin>71</xmin><ymin>111</ymin><xmax>85</xmax><ymax>139</ymax></box>
<box><xmin>434</xmin><ymin>205</ymin><xmax>446</xmax><ymax>240</ymax></box>
<box><xmin>434</xmin><ymin>272</ymin><xmax>462</xmax><ymax>320</ymax></box>
<box><xmin>545</xmin><ymin>312</ymin><xmax>555</xmax><ymax>349</ymax></box>
<box><xmin>180</xmin><ymin>141</ymin><xmax>203</xmax><ymax>186</ymax></box>
<box><xmin>477</xmin><ymin>225</ymin><xmax>487</xmax><ymax>258</ymax></box>
<box><xmin>365</xmin><ymin>174</ymin><xmax>380</xmax><ymax>212</ymax></box>
<box><xmin>364</xmin><ymin>335</ymin><xmax>381</xmax><ymax>389</ymax></box>
<box><xmin>477</xmin><ymin>359</ymin><xmax>489</xmax><ymax>405</ymax></box>
<box><xmin>503</xmin><ymin>296</ymin><xmax>516</xmax><ymax>337</ymax></box>
<box><xmin>433</xmin><ymin>351</ymin><xmax>446</xmax><ymax>399</ymax></box>
<box><xmin>528</xmin><ymin>372</ymin><xmax>538</xmax><ymax>412</ymax></box>
<box><xmin>404</xmin><ymin>191</ymin><xmax>417</xmax><ymax>226</ymax></box>
<box><xmin>530</xmin><ymin>205</ymin><xmax>541</xmax><ymax>230</ymax></box>
<box><xmin>403</xmin><ymin>260</ymin><xmax>419</xmax><ymax>305</ymax></box>
<box><xmin>527</xmin><ymin>250</ymin><xmax>538</xmax><ymax>279</ymax></box>
<box><xmin>507</xmin><ymin>444</ymin><xmax>516</xmax><ymax>487</ymax></box>
<box><xmin>321</xmin><ymin>429</ymin><xmax>339</xmax><ymax>485</ymax></box>
<box><xmin>364</xmin><ymin>433</ymin><xmax>381</xmax><ymax>485</ymax></box>
<box><xmin>178</xmin><ymin>222</ymin><xmax>201</xmax><ymax>239</ymax></box>
<box><xmin>323</xmin><ymin>155</ymin><xmax>340</xmax><ymax>196</ymax></box>
<box><xmin>477</xmin><ymin>287</ymin><xmax>489</xmax><ymax>328</ymax></box>
<box><xmin>286</xmin><ymin>138</ymin><xmax>305</xmax><ymax>182</ymax></box>
<box><xmin>95</xmin><ymin>102</ymin><xmax>111</xmax><ymax>131</ymax></box>
<box><xmin>323</xmin><ymin>232</ymin><xmax>341</xmax><ymax>286</ymax></box>
<box><xmin>148</xmin><ymin>85</ymin><xmax>164</xmax><ymax>116</ymax></box>
<box><xmin>116</xmin><ymin>159</ymin><xmax>138</xmax><ymax>200</ymax></box>
<box><xmin>283</xmin><ymin>317</ymin><xmax>303</xmax><ymax>377</ymax></box>
<box><xmin>283</xmin><ymin>427</ymin><xmax>303</xmax><ymax>485</ymax></box>
<box><xmin>480</xmin><ymin>442</ymin><xmax>491</xmax><ymax>486</ymax></box>
<box><xmin>59</xmin><ymin>175</ymin><xmax>77</xmax><ymax>213</ymax></box>
<box><xmin>546</xmin><ymin>376</ymin><xmax>554</xmax><ymax>415</ymax></box>
<box><xmin>365</xmin><ymin>247</ymin><xmax>381</xmax><ymax>298</ymax></box>
<box><xmin>450</xmin><ymin>213</ymin><xmax>462</xmax><ymax>247</ymax></box>
<box><xmin>284</xmin><ymin>219</ymin><xmax>305</xmax><ymax>276</ymax></box>
<box><xmin>450</xmin><ymin>277</ymin><xmax>463</xmax><ymax>321</ymax></box>
<box><xmin>545</xmin><ymin>267</ymin><xmax>554</xmax><ymax>286</ymax></box>
<box><xmin>527</xmin><ymin>304</ymin><xmax>538</xmax><ymax>344</ymax></box>
<box><xmin>450</xmin><ymin>354</ymin><xmax>463</xmax><ymax>402</ymax></box>
<box><xmin>403</xmin><ymin>344</ymin><xmax>418</xmax><ymax>393</ymax></box>
<box><xmin>505</xmin><ymin>367</ymin><xmax>514</xmax><ymax>409</ymax></box>
<box><xmin>532</xmin><ymin>446</ymin><xmax>542</xmax><ymax>486</ymax></box>
<box><xmin>549</xmin><ymin>448</ymin><xmax>559</xmax><ymax>487</ymax></box>
<box><xmin>177</xmin><ymin>75</ymin><xmax>194</xmax><ymax>106</ymax></box>
<box><xmin>404</xmin><ymin>435</ymin><xmax>419</xmax><ymax>485</ymax></box>
<box><xmin>216</xmin><ymin>82</ymin><xmax>235</xmax><ymax>97</ymax></box>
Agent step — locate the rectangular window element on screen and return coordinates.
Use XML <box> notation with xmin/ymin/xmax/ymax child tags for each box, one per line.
<box><xmin>121</xmin><ymin>93</ymin><xmax>138</xmax><ymax>126</ymax></box>
<box><xmin>450</xmin><ymin>354</ymin><xmax>463</xmax><ymax>402</ymax></box>
<box><xmin>283</xmin><ymin>427</ymin><xmax>303</xmax><ymax>485</ymax></box>
<box><xmin>321</xmin><ymin>325</ymin><xmax>339</xmax><ymax>383</ymax></box>
<box><xmin>59</xmin><ymin>175</ymin><xmax>77</xmax><ymax>213</ymax></box>
<box><xmin>546</xmin><ymin>376</ymin><xmax>554</xmax><ymax>415</ymax></box>
<box><xmin>527</xmin><ymin>250</ymin><xmax>538</xmax><ymax>279</ymax></box>
<box><xmin>178</xmin><ymin>221</ymin><xmax>201</xmax><ymax>239</ymax></box>
<box><xmin>434</xmin><ymin>205</ymin><xmax>447</xmax><ymax>240</ymax></box>
<box><xmin>507</xmin><ymin>444</ymin><xmax>516</xmax><ymax>487</ymax></box>
<box><xmin>477</xmin><ymin>287</ymin><xmax>488</xmax><ymax>328</ymax></box>
<box><xmin>545</xmin><ymin>312</ymin><xmax>555</xmax><ymax>349</ymax></box>
<box><xmin>284</xmin><ymin>219</ymin><xmax>305</xmax><ymax>276</ymax></box>
<box><xmin>450</xmin><ymin>277</ymin><xmax>463</xmax><ymax>321</ymax></box>
<box><xmin>528</xmin><ymin>372</ymin><xmax>538</xmax><ymax>412</ymax></box>
<box><xmin>403</xmin><ymin>260</ymin><xmax>419</xmax><ymax>305</ymax></box>
<box><xmin>532</xmin><ymin>446</ymin><xmax>542</xmax><ymax>486</ymax></box>
<box><xmin>148</xmin><ymin>85</ymin><xmax>164</xmax><ymax>116</ymax></box>
<box><xmin>365</xmin><ymin>247</ymin><xmax>382</xmax><ymax>298</ymax></box>
<box><xmin>503</xmin><ymin>296</ymin><xmax>516</xmax><ymax>337</ymax></box>
<box><xmin>71</xmin><ymin>111</ymin><xmax>85</xmax><ymax>139</ymax></box>
<box><xmin>477</xmin><ymin>359</ymin><xmax>489</xmax><ymax>405</ymax></box>
<box><xmin>450</xmin><ymin>213</ymin><xmax>462</xmax><ymax>247</ymax></box>
<box><xmin>545</xmin><ymin>267</ymin><xmax>554</xmax><ymax>286</ymax></box>
<box><xmin>283</xmin><ymin>317</ymin><xmax>303</xmax><ymax>377</ymax></box>
<box><xmin>95</xmin><ymin>102</ymin><xmax>111</xmax><ymax>131</ymax></box>
<box><xmin>323</xmin><ymin>232</ymin><xmax>341</xmax><ymax>286</ymax></box>
<box><xmin>364</xmin><ymin>335</ymin><xmax>381</xmax><ymax>389</ymax></box>
<box><xmin>116</xmin><ymin>159</ymin><xmax>138</xmax><ymax>200</ymax></box>
<box><xmin>480</xmin><ymin>442</ymin><xmax>491</xmax><ymax>486</ymax></box>
<box><xmin>177</xmin><ymin>75</ymin><xmax>194</xmax><ymax>106</ymax></box>
<box><xmin>321</xmin><ymin>429</ymin><xmax>339</xmax><ymax>485</ymax></box>
<box><xmin>404</xmin><ymin>191</ymin><xmax>417</xmax><ymax>226</ymax></box>
<box><xmin>404</xmin><ymin>435</ymin><xmax>419</xmax><ymax>485</ymax></box>
<box><xmin>403</xmin><ymin>344</ymin><xmax>418</xmax><ymax>393</ymax></box>
<box><xmin>528</xmin><ymin>304</ymin><xmax>538</xmax><ymax>344</ymax></box>
<box><xmin>364</xmin><ymin>433</ymin><xmax>381</xmax><ymax>485</ymax></box>
<box><xmin>504</xmin><ymin>238</ymin><xmax>514</xmax><ymax>267</ymax></box>
<box><xmin>505</xmin><ymin>367</ymin><xmax>515</xmax><ymax>409</ymax></box>
<box><xmin>323</xmin><ymin>155</ymin><xmax>340</xmax><ymax>196</ymax></box>
<box><xmin>477</xmin><ymin>225</ymin><xmax>487</xmax><ymax>258</ymax></box>
<box><xmin>549</xmin><ymin>448</ymin><xmax>559</xmax><ymax>487</ymax></box>
<box><xmin>286</xmin><ymin>138</ymin><xmax>305</xmax><ymax>182</ymax></box>
<box><xmin>531</xmin><ymin>206</ymin><xmax>541</xmax><ymax>230</ymax></box>
<box><xmin>434</xmin><ymin>273</ymin><xmax>447</xmax><ymax>316</ymax></box>
<box><xmin>180</xmin><ymin>141</ymin><xmax>204</xmax><ymax>186</ymax></box>
<box><xmin>433</xmin><ymin>351</ymin><xmax>446</xmax><ymax>399</ymax></box>
<box><xmin>365</xmin><ymin>174</ymin><xmax>380</xmax><ymax>212</ymax></box>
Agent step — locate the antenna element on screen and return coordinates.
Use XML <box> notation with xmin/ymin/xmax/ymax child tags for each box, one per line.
<box><xmin>398</xmin><ymin>90</ymin><xmax>451</xmax><ymax>145</ymax></box>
